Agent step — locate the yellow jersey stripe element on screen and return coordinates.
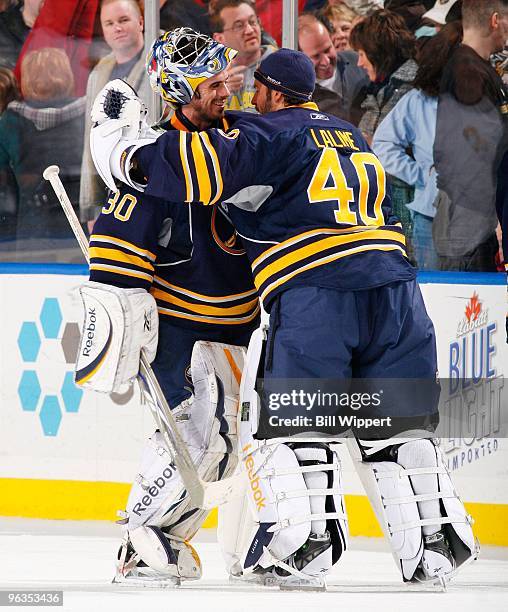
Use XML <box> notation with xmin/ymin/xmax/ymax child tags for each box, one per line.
<box><xmin>153</xmin><ymin>275</ymin><xmax>258</xmax><ymax>302</ymax></box>
<box><xmin>180</xmin><ymin>131</ymin><xmax>193</xmax><ymax>202</ymax></box>
<box><xmin>285</xmin><ymin>102</ymin><xmax>319</xmax><ymax>110</ymax></box>
<box><xmin>89</xmin><ymin>263</ymin><xmax>153</xmax><ymax>282</ymax></box>
<box><xmin>251</xmin><ymin>226</ymin><xmax>396</xmax><ymax>269</ymax></box>
<box><xmin>157</xmin><ymin>304</ymin><xmax>260</xmax><ymax>325</ymax></box>
<box><xmin>254</xmin><ymin>230</ymin><xmax>406</xmax><ymax>288</ymax></box>
<box><xmin>152</xmin><ymin>288</ymin><xmax>259</xmax><ymax>316</ymax></box>
<box><xmin>259</xmin><ymin>244</ymin><xmax>407</xmax><ymax>303</ymax></box>
<box><xmin>90</xmin><ymin>235</ymin><xmax>156</xmax><ymax>261</ymax></box>
<box><xmin>200</xmin><ymin>132</ymin><xmax>223</xmax><ymax>206</ymax></box>
<box><xmin>191</xmin><ymin>132</ymin><xmax>212</xmax><ymax>204</ymax></box>
<box><xmin>89</xmin><ymin>247</ymin><xmax>154</xmax><ymax>271</ymax></box>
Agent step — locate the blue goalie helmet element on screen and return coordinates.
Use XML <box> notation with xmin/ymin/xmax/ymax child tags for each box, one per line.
<box><xmin>146</xmin><ymin>27</ymin><xmax>238</xmax><ymax>107</ymax></box>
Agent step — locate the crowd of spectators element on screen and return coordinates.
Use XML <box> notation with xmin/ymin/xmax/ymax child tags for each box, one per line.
<box><xmin>0</xmin><ymin>0</ymin><xmax>506</xmax><ymax>273</ymax></box>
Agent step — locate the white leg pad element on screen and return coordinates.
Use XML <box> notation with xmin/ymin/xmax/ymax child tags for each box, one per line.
<box><xmin>347</xmin><ymin>436</ymin><xmax>477</xmax><ymax>583</ymax></box>
<box><xmin>122</xmin><ymin>341</ymin><xmax>245</xmax><ymax>577</ymax></box>
<box><xmin>218</xmin><ymin>471</ymin><xmax>256</xmax><ymax>576</ymax></box>
<box><xmin>225</xmin><ymin>320</ymin><xmax>347</xmax><ymax>582</ymax></box>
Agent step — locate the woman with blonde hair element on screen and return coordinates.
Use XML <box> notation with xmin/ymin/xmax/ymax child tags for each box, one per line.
<box><xmin>0</xmin><ymin>47</ymin><xmax>85</xmax><ymax>257</ymax></box>
<box><xmin>322</xmin><ymin>3</ymin><xmax>358</xmax><ymax>52</ymax></box>
<box><xmin>20</xmin><ymin>46</ymin><xmax>75</xmax><ymax>100</ymax></box>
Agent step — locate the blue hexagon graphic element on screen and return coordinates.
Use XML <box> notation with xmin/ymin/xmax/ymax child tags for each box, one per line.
<box><xmin>61</xmin><ymin>372</ymin><xmax>83</xmax><ymax>413</ymax></box>
<box><xmin>18</xmin><ymin>371</ymin><xmax>41</xmax><ymax>412</ymax></box>
<box><xmin>40</xmin><ymin>298</ymin><xmax>62</xmax><ymax>339</ymax></box>
<box><xmin>39</xmin><ymin>396</ymin><xmax>62</xmax><ymax>436</ymax></box>
<box><xmin>18</xmin><ymin>322</ymin><xmax>41</xmax><ymax>362</ymax></box>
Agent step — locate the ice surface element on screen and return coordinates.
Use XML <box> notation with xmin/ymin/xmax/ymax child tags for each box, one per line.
<box><xmin>1</xmin><ymin>518</ymin><xmax>507</xmax><ymax>612</ymax></box>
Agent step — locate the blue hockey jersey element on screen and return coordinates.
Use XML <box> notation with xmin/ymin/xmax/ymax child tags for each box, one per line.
<box><xmin>135</xmin><ymin>102</ymin><xmax>415</xmax><ymax>310</ymax></box>
<box><xmin>89</xmin><ymin>110</ymin><xmax>260</xmax><ymax>329</ymax></box>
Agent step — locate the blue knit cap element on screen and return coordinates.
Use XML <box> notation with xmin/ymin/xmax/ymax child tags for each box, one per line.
<box><xmin>254</xmin><ymin>48</ymin><xmax>315</xmax><ymax>101</ymax></box>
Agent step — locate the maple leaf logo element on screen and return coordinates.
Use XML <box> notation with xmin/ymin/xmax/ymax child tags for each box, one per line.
<box><xmin>465</xmin><ymin>292</ymin><xmax>482</xmax><ymax>322</ymax></box>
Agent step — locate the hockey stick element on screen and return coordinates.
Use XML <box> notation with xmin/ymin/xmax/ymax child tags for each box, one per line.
<box><xmin>43</xmin><ymin>164</ymin><xmax>246</xmax><ymax>509</ymax></box>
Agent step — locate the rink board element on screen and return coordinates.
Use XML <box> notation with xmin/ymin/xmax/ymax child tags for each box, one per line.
<box><xmin>0</xmin><ymin>266</ymin><xmax>507</xmax><ymax>544</ymax></box>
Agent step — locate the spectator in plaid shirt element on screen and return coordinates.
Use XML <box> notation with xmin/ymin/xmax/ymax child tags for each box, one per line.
<box><xmin>0</xmin><ymin>47</ymin><xmax>84</xmax><ymax>256</ymax></box>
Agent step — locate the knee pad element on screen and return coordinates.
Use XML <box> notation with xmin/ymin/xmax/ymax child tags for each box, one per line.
<box><xmin>123</xmin><ymin>341</ymin><xmax>244</xmax><ymax>574</ymax></box>
<box><xmin>347</xmin><ymin>435</ymin><xmax>478</xmax><ymax>584</ymax></box>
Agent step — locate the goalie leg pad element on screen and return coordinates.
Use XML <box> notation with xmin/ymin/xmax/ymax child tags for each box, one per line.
<box><xmin>347</xmin><ymin>436</ymin><xmax>477</xmax><ymax>583</ymax></box>
<box><xmin>127</xmin><ymin>526</ymin><xmax>202</xmax><ymax>580</ymax></box>
<box><xmin>238</xmin><ymin>441</ymin><xmax>347</xmax><ymax>578</ymax></box>
<box><xmin>221</xmin><ymin>319</ymin><xmax>347</xmax><ymax>584</ymax></box>
<box><xmin>75</xmin><ymin>281</ymin><xmax>158</xmax><ymax>393</ymax></box>
<box><xmin>126</xmin><ymin>341</ymin><xmax>245</xmax><ymax>535</ymax></box>
<box><xmin>122</xmin><ymin>341</ymin><xmax>245</xmax><ymax>577</ymax></box>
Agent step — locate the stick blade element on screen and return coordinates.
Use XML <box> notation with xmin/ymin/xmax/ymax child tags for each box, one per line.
<box><xmin>200</xmin><ymin>471</ymin><xmax>247</xmax><ymax>509</ymax></box>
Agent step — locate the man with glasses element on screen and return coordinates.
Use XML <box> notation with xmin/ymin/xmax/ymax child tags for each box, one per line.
<box><xmin>211</xmin><ymin>0</ymin><xmax>276</xmax><ymax>112</ymax></box>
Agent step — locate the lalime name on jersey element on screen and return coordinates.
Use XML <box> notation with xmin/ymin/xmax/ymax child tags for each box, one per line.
<box><xmin>309</xmin><ymin>128</ymin><xmax>361</xmax><ymax>151</ymax></box>
<box><xmin>268</xmin><ymin>415</ymin><xmax>392</xmax><ymax>428</ymax></box>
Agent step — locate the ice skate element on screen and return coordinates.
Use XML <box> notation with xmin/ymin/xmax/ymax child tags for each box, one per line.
<box><xmin>113</xmin><ymin>532</ymin><xmax>201</xmax><ymax>588</ymax></box>
<box><xmin>229</xmin><ymin>532</ymin><xmax>331</xmax><ymax>591</ymax></box>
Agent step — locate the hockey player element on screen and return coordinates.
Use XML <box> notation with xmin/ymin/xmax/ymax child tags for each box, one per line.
<box><xmin>81</xmin><ymin>29</ymin><xmax>345</xmax><ymax>589</ymax></box>
<box><xmin>89</xmin><ymin>47</ymin><xmax>477</xmax><ymax>587</ymax></box>
<box><xmin>76</xmin><ymin>29</ymin><xmax>260</xmax><ymax>586</ymax></box>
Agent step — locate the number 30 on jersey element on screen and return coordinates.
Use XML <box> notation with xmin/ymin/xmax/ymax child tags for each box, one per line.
<box><xmin>102</xmin><ymin>191</ymin><xmax>138</xmax><ymax>222</ymax></box>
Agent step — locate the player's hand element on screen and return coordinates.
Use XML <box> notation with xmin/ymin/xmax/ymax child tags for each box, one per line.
<box><xmin>227</xmin><ymin>65</ymin><xmax>246</xmax><ymax>93</ymax></box>
<box><xmin>89</xmin><ymin>79</ymin><xmax>155</xmax><ymax>192</ymax></box>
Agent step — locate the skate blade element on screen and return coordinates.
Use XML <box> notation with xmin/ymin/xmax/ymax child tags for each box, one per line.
<box><xmin>229</xmin><ymin>573</ymin><xmax>279</xmax><ymax>587</ymax></box>
<box><xmin>279</xmin><ymin>577</ymin><xmax>327</xmax><ymax>592</ymax></box>
<box><xmin>112</xmin><ymin>574</ymin><xmax>181</xmax><ymax>588</ymax></box>
<box><xmin>229</xmin><ymin>573</ymin><xmax>326</xmax><ymax>591</ymax></box>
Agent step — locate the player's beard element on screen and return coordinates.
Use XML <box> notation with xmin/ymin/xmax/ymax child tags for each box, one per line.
<box><xmin>197</xmin><ymin>94</ymin><xmax>226</xmax><ymax>123</ymax></box>
<box><xmin>259</xmin><ymin>89</ymin><xmax>275</xmax><ymax>114</ymax></box>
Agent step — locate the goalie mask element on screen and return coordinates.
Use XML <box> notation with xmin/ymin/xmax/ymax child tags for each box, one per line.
<box><xmin>146</xmin><ymin>28</ymin><xmax>238</xmax><ymax>107</ymax></box>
